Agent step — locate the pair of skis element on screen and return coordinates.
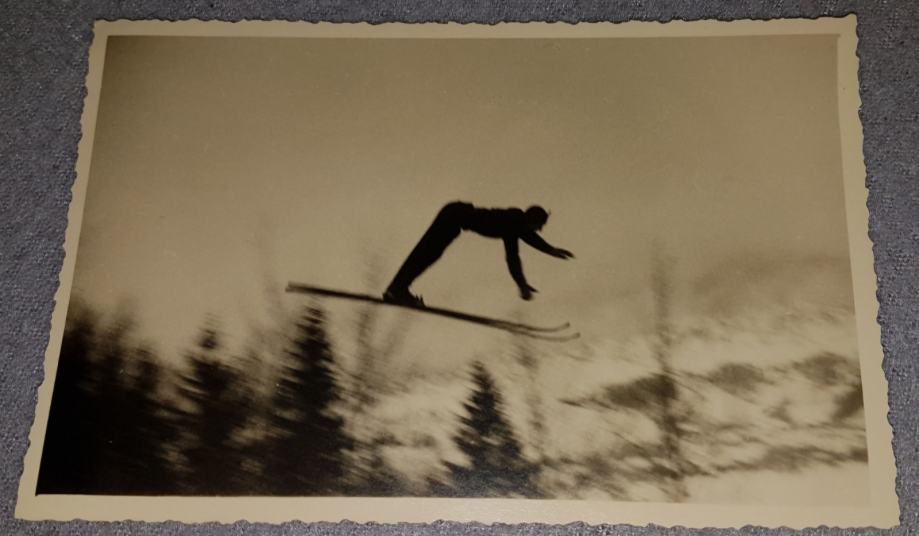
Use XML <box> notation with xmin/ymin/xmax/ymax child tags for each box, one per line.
<box><xmin>285</xmin><ymin>283</ymin><xmax>578</xmax><ymax>342</ymax></box>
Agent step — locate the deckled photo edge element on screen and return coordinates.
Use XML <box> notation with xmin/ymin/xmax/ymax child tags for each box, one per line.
<box><xmin>15</xmin><ymin>15</ymin><xmax>898</xmax><ymax>529</ymax></box>
<box><xmin>836</xmin><ymin>16</ymin><xmax>900</xmax><ymax>527</ymax></box>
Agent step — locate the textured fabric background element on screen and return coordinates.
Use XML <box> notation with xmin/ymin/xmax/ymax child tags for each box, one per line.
<box><xmin>1</xmin><ymin>1</ymin><xmax>916</xmax><ymax>534</ymax></box>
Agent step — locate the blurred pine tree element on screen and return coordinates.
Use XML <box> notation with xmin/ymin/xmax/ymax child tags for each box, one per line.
<box><xmin>263</xmin><ymin>305</ymin><xmax>351</xmax><ymax>495</ymax></box>
<box><xmin>441</xmin><ymin>361</ymin><xmax>541</xmax><ymax>498</ymax></box>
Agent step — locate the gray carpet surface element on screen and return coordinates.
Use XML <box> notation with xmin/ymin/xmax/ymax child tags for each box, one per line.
<box><xmin>1</xmin><ymin>1</ymin><xmax>917</xmax><ymax>534</ymax></box>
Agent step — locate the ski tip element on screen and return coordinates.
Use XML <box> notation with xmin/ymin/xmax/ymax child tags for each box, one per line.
<box><xmin>512</xmin><ymin>321</ymin><xmax>572</xmax><ymax>333</ymax></box>
<box><xmin>523</xmin><ymin>331</ymin><xmax>581</xmax><ymax>343</ymax></box>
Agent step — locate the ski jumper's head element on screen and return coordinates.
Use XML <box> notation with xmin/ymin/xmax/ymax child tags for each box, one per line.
<box><xmin>525</xmin><ymin>205</ymin><xmax>550</xmax><ymax>232</ymax></box>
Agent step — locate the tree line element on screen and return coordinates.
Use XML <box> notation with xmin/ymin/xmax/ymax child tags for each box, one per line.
<box><xmin>36</xmin><ymin>257</ymin><xmax>865</xmax><ymax>500</ymax></box>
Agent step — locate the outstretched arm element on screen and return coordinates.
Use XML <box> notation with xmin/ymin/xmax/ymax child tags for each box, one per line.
<box><xmin>521</xmin><ymin>231</ymin><xmax>575</xmax><ymax>259</ymax></box>
<box><xmin>504</xmin><ymin>238</ymin><xmax>537</xmax><ymax>300</ymax></box>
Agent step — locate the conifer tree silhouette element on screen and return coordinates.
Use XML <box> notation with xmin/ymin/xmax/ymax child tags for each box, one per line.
<box><xmin>344</xmin><ymin>256</ymin><xmax>414</xmax><ymax>496</ymax></box>
<box><xmin>650</xmin><ymin>251</ymin><xmax>689</xmax><ymax>501</ymax></box>
<box><xmin>89</xmin><ymin>314</ymin><xmax>142</xmax><ymax>491</ymax></box>
<box><xmin>176</xmin><ymin>324</ymin><xmax>251</xmax><ymax>494</ymax></box>
<box><xmin>513</xmin><ymin>335</ymin><xmax>547</xmax><ymax>465</ymax></box>
<box><xmin>114</xmin><ymin>346</ymin><xmax>179</xmax><ymax>494</ymax></box>
<box><xmin>38</xmin><ymin>305</ymin><xmax>179</xmax><ymax>494</ymax></box>
<box><xmin>36</xmin><ymin>304</ymin><xmax>99</xmax><ymax>493</ymax></box>
<box><xmin>443</xmin><ymin>361</ymin><xmax>540</xmax><ymax>498</ymax></box>
<box><xmin>264</xmin><ymin>305</ymin><xmax>351</xmax><ymax>495</ymax></box>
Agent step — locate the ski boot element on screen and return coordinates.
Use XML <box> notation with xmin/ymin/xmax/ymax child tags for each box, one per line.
<box><xmin>383</xmin><ymin>287</ymin><xmax>425</xmax><ymax>307</ymax></box>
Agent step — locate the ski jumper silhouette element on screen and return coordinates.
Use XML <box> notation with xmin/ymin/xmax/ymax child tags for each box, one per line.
<box><xmin>384</xmin><ymin>201</ymin><xmax>574</xmax><ymax>305</ymax></box>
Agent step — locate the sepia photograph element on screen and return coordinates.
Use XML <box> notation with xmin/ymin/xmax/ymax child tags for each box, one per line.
<box><xmin>16</xmin><ymin>18</ymin><xmax>897</xmax><ymax>528</ymax></box>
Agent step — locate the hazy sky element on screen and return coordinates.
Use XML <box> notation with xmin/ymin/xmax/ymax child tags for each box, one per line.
<box><xmin>71</xmin><ymin>34</ymin><xmax>851</xmax><ymax>362</ymax></box>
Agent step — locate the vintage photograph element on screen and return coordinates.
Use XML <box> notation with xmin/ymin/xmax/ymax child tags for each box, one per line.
<box><xmin>17</xmin><ymin>18</ymin><xmax>897</xmax><ymax>528</ymax></box>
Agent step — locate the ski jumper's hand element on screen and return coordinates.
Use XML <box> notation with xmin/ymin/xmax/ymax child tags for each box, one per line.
<box><xmin>521</xmin><ymin>231</ymin><xmax>574</xmax><ymax>261</ymax></box>
<box><xmin>552</xmin><ymin>248</ymin><xmax>575</xmax><ymax>260</ymax></box>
